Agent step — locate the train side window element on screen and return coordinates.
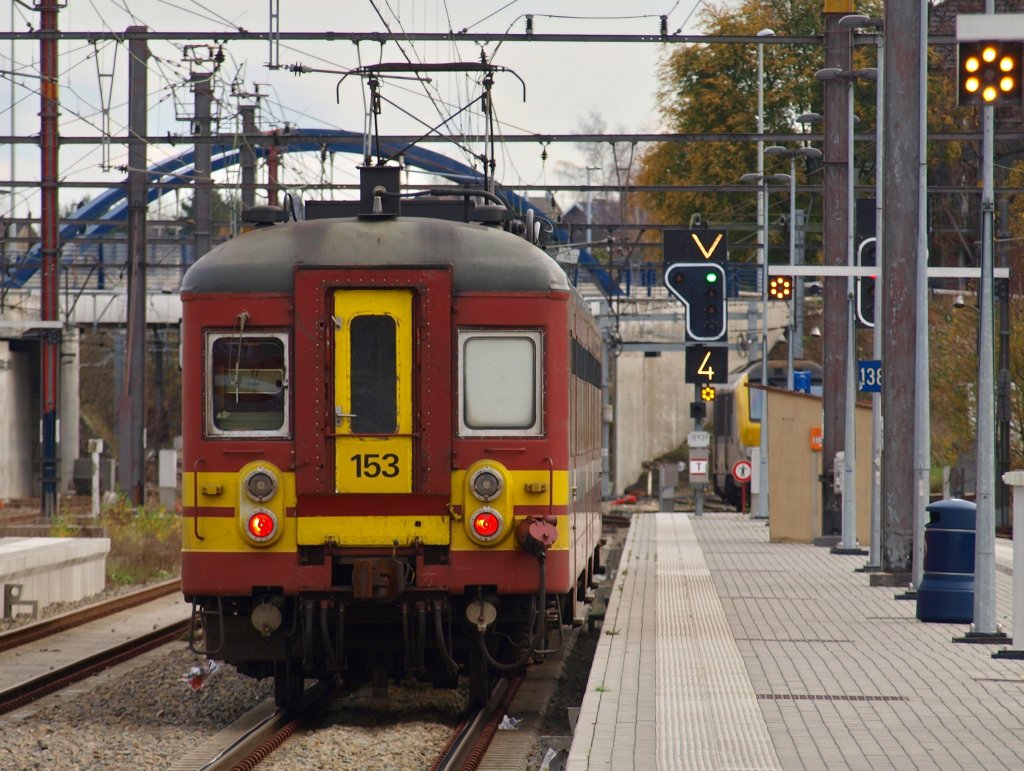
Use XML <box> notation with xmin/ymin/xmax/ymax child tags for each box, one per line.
<box><xmin>458</xmin><ymin>330</ymin><xmax>542</xmax><ymax>436</ymax></box>
<box><xmin>749</xmin><ymin>386</ymin><xmax>763</xmax><ymax>423</ymax></box>
<box><xmin>207</xmin><ymin>332</ymin><xmax>289</xmax><ymax>437</ymax></box>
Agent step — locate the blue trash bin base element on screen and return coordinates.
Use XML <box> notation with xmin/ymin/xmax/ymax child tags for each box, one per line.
<box><xmin>916</xmin><ymin>574</ymin><xmax>974</xmax><ymax>623</ymax></box>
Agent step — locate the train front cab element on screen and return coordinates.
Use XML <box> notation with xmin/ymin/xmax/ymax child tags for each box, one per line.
<box><xmin>182</xmin><ymin>260</ymin><xmax>600</xmax><ymax>705</ymax></box>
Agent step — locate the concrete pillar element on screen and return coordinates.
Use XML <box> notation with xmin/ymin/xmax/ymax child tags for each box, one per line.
<box><xmin>0</xmin><ymin>342</ymin><xmax>35</xmax><ymax>499</ymax></box>
<box><xmin>59</xmin><ymin>326</ymin><xmax>80</xmax><ymax>493</ymax></box>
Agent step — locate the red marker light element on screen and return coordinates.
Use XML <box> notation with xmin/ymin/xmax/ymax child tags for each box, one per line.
<box><xmin>472</xmin><ymin>510</ymin><xmax>501</xmax><ymax>539</ymax></box>
<box><xmin>247</xmin><ymin>510</ymin><xmax>277</xmax><ymax>540</ymax></box>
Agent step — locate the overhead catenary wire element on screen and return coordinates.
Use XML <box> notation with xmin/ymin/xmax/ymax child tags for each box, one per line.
<box><xmin>1</xmin><ymin>3</ymin><xmax>728</xmax><ymax>256</ymax></box>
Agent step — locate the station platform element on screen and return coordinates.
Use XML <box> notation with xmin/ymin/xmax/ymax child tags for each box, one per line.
<box><xmin>568</xmin><ymin>511</ymin><xmax>1024</xmax><ymax>770</ymax></box>
<box><xmin>0</xmin><ymin>537</ymin><xmax>109</xmax><ymax>618</ymax></box>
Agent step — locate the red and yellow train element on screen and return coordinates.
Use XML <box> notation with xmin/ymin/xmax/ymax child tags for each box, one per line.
<box><xmin>180</xmin><ymin>166</ymin><xmax>604</xmax><ymax>706</ymax></box>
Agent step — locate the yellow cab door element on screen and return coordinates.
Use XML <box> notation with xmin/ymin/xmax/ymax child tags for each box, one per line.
<box><xmin>333</xmin><ymin>289</ymin><xmax>413</xmax><ymax>493</ymax></box>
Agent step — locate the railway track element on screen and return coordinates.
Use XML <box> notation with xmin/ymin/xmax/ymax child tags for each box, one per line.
<box><xmin>167</xmin><ymin>681</ymin><xmax>336</xmax><ymax>771</ymax></box>
<box><xmin>431</xmin><ymin>675</ymin><xmax>522</xmax><ymax>771</ymax></box>
<box><xmin>0</xmin><ymin>579</ymin><xmax>188</xmax><ymax>715</ymax></box>
<box><xmin>0</xmin><ymin>616</ymin><xmax>190</xmax><ymax>715</ymax></box>
<box><xmin>0</xmin><ymin>578</ymin><xmax>181</xmax><ymax>653</ymax></box>
<box><xmin>167</xmin><ymin>673</ymin><xmax>521</xmax><ymax>770</ymax></box>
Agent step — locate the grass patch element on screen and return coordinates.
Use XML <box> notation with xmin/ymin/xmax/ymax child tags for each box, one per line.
<box><xmin>49</xmin><ymin>495</ymin><xmax>181</xmax><ymax>585</ymax></box>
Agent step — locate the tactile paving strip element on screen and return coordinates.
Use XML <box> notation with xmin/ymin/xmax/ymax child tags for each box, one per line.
<box><xmin>656</xmin><ymin>512</ymin><xmax>781</xmax><ymax>770</ymax></box>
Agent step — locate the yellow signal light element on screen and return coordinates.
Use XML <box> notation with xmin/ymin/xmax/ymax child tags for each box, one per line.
<box><xmin>960</xmin><ymin>41</ymin><xmax>1022</xmax><ymax>106</ymax></box>
<box><xmin>701</xmin><ymin>384</ymin><xmax>716</xmax><ymax>402</ymax></box>
<box><xmin>768</xmin><ymin>276</ymin><xmax>793</xmax><ymax>301</ymax></box>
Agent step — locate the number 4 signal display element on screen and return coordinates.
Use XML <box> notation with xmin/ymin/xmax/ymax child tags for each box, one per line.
<box><xmin>685</xmin><ymin>345</ymin><xmax>727</xmax><ymax>384</ymax></box>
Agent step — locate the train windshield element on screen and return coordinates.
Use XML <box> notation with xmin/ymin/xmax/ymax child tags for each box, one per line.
<box><xmin>458</xmin><ymin>330</ymin><xmax>542</xmax><ymax>436</ymax></box>
<box><xmin>207</xmin><ymin>332</ymin><xmax>289</xmax><ymax>436</ymax></box>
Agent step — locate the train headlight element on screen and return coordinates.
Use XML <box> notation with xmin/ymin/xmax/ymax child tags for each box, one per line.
<box><xmin>469</xmin><ymin>507</ymin><xmax>504</xmax><ymax>543</ymax></box>
<box><xmin>243</xmin><ymin>467</ymin><xmax>278</xmax><ymax>502</ymax></box>
<box><xmin>469</xmin><ymin>466</ymin><xmax>503</xmax><ymax>502</ymax></box>
<box><xmin>245</xmin><ymin>508</ymin><xmax>279</xmax><ymax>543</ymax></box>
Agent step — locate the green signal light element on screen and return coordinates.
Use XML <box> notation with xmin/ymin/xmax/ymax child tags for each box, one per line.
<box><xmin>705</xmin><ymin>271</ymin><xmax>718</xmax><ymax>283</ymax></box>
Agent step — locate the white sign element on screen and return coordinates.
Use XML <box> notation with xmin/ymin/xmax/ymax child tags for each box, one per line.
<box><xmin>688</xmin><ymin>431</ymin><xmax>710</xmax><ymax>449</ymax></box>
<box><xmin>732</xmin><ymin>460</ymin><xmax>752</xmax><ymax>484</ymax></box>
<box><xmin>689</xmin><ymin>448</ymin><xmax>709</xmax><ymax>484</ymax></box>
<box><xmin>957</xmin><ymin>14</ymin><xmax>1024</xmax><ymax>41</ymax></box>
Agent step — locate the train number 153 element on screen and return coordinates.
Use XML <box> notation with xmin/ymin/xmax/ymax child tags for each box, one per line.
<box><xmin>350</xmin><ymin>453</ymin><xmax>400</xmax><ymax>478</ymax></box>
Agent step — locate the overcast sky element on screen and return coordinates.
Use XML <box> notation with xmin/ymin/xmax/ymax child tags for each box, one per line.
<box><xmin>2</xmin><ymin>1</ymin><xmax>718</xmax><ymax>218</ymax></box>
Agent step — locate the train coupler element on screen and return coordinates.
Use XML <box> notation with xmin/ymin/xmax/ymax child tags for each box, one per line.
<box><xmin>352</xmin><ymin>557</ymin><xmax>406</xmax><ymax>600</ymax></box>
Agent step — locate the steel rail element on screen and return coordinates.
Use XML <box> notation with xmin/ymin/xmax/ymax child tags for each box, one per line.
<box><xmin>432</xmin><ymin>674</ymin><xmax>523</xmax><ymax>771</ymax></box>
<box><xmin>0</xmin><ymin>578</ymin><xmax>181</xmax><ymax>654</ymax></box>
<box><xmin>0</xmin><ymin>617</ymin><xmax>190</xmax><ymax>715</ymax></box>
<box><xmin>185</xmin><ymin>681</ymin><xmax>335</xmax><ymax>771</ymax></box>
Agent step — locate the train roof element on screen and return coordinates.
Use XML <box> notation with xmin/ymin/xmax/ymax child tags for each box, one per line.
<box><xmin>180</xmin><ymin>215</ymin><xmax>571</xmax><ymax>295</ymax></box>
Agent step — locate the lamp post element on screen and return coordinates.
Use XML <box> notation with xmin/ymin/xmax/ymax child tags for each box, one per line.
<box><xmin>764</xmin><ymin>146</ymin><xmax>823</xmax><ymax>389</ymax></box>
<box><xmin>838</xmin><ymin>13</ymin><xmax>886</xmax><ymax>573</ymax></box>
<box><xmin>815</xmin><ymin>65</ymin><xmax>877</xmax><ymax>554</ymax></box>
<box><xmin>971</xmin><ymin>9</ymin><xmax>1000</xmax><ymax>641</ymax></box>
<box><xmin>741</xmin><ymin>171</ymin><xmax>792</xmax><ymax>521</ymax></box>
<box><xmin>756</xmin><ymin>29</ymin><xmax>776</xmax><ymax>277</ymax></box>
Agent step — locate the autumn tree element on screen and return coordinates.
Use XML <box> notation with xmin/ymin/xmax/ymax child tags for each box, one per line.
<box><xmin>637</xmin><ymin>0</ymin><xmax>881</xmax><ymax>263</ymax></box>
<box><xmin>638</xmin><ymin>0</ymin><xmax>1024</xmax><ymax>482</ymax></box>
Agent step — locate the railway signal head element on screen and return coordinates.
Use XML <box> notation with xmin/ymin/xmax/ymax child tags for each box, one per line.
<box><xmin>857</xmin><ymin>238</ymin><xmax>876</xmax><ymax>327</ymax></box>
<box><xmin>701</xmin><ymin>384</ymin><xmax>716</xmax><ymax>402</ymax></box>
<box><xmin>959</xmin><ymin>41</ymin><xmax>1022</xmax><ymax>106</ymax></box>
<box><xmin>664</xmin><ymin>262</ymin><xmax>728</xmax><ymax>342</ymax></box>
<box><xmin>768</xmin><ymin>275</ymin><xmax>793</xmax><ymax>301</ymax></box>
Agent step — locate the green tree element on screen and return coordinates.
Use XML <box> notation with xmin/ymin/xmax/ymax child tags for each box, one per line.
<box><xmin>929</xmin><ymin>295</ymin><xmax>1024</xmax><ymax>473</ymax></box>
<box><xmin>637</xmin><ymin>0</ymin><xmax>881</xmax><ymax>262</ymax></box>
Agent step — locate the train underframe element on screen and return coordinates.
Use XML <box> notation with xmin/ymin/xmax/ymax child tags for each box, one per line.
<box><xmin>188</xmin><ymin>549</ymin><xmax>599</xmax><ymax>708</ymax></box>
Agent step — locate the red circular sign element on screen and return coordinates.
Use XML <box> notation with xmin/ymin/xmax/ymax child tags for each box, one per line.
<box><xmin>732</xmin><ymin>460</ymin><xmax>752</xmax><ymax>484</ymax></box>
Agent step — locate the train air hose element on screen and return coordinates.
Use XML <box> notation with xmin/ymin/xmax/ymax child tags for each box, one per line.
<box><xmin>434</xmin><ymin>602</ymin><xmax>460</xmax><ymax>675</ymax></box>
<box><xmin>476</xmin><ymin>551</ymin><xmax>548</xmax><ymax>672</ymax></box>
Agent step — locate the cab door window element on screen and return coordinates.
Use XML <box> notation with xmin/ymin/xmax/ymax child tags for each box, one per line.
<box><xmin>349</xmin><ymin>315</ymin><xmax>398</xmax><ymax>434</ymax></box>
